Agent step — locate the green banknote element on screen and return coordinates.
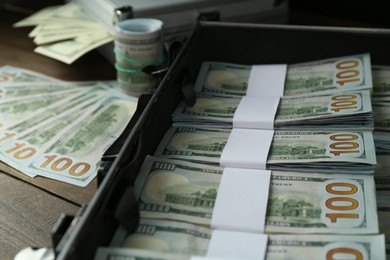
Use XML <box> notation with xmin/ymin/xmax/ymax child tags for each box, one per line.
<box><xmin>266</xmin><ymin>234</ymin><xmax>386</xmax><ymax>260</ymax></box>
<box><xmin>0</xmin><ymin>92</ymin><xmax>70</xmax><ymax>129</ymax></box>
<box><xmin>25</xmin><ymin>93</ymin><xmax>138</xmax><ymax>186</ymax></box>
<box><xmin>0</xmin><ymin>65</ymin><xmax>61</xmax><ymax>86</ymax></box>
<box><xmin>116</xmin><ymin>218</ymin><xmax>385</xmax><ymax>259</ymax></box>
<box><xmin>172</xmin><ymin>90</ymin><xmax>373</xmax><ymax>130</ymax></box>
<box><xmin>0</xmin><ymin>102</ymin><xmax>95</xmax><ymax>177</ymax></box>
<box><xmin>154</xmin><ymin>127</ymin><xmax>376</xmax><ymax>174</ymax></box>
<box><xmin>122</xmin><ymin>219</ymin><xmax>211</xmax><ymax>256</ymax></box>
<box><xmin>372</xmin><ymin>65</ymin><xmax>390</xmax><ymax>97</ymax></box>
<box><xmin>194</xmin><ymin>53</ymin><xmax>372</xmax><ymax>97</ymax></box>
<box><xmin>94</xmin><ymin>248</ymin><xmax>189</xmax><ymax>260</ymax></box>
<box><xmin>373</xmin><ymin>102</ymin><xmax>390</xmax><ymax>132</ymax></box>
<box><xmin>135</xmin><ymin>156</ymin><xmax>378</xmax><ymax>234</ymax></box>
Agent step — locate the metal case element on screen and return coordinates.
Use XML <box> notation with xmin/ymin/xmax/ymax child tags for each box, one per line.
<box><xmin>55</xmin><ymin>22</ymin><xmax>390</xmax><ymax>259</ymax></box>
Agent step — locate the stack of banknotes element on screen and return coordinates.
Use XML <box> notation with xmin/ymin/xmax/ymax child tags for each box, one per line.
<box><xmin>0</xmin><ymin>65</ymin><xmax>138</xmax><ymax>186</ymax></box>
<box><xmin>13</xmin><ymin>2</ymin><xmax>112</xmax><ymax>64</ymax></box>
<box><xmin>94</xmin><ymin>53</ymin><xmax>388</xmax><ymax>259</ymax></box>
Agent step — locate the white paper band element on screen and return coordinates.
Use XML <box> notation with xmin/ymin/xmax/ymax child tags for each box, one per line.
<box><xmin>211</xmin><ymin>168</ymin><xmax>271</xmax><ymax>233</ymax></box>
<box><xmin>220</xmin><ymin>129</ymin><xmax>274</xmax><ymax>169</ymax></box>
<box><xmin>233</xmin><ymin>96</ymin><xmax>280</xmax><ymax>129</ymax></box>
<box><xmin>247</xmin><ymin>64</ymin><xmax>287</xmax><ymax>97</ymax></box>
<box><xmin>207</xmin><ymin>230</ymin><xmax>268</xmax><ymax>260</ymax></box>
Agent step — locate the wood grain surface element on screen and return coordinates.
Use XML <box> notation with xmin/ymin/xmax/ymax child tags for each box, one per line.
<box><xmin>0</xmin><ymin>173</ymin><xmax>79</xmax><ymax>260</ymax></box>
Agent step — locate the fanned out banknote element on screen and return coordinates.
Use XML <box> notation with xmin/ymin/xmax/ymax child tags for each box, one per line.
<box><xmin>115</xmin><ymin>218</ymin><xmax>386</xmax><ymax>259</ymax></box>
<box><xmin>154</xmin><ymin>126</ymin><xmax>376</xmax><ymax>174</ymax></box>
<box><xmin>13</xmin><ymin>2</ymin><xmax>112</xmax><ymax>64</ymax></box>
<box><xmin>172</xmin><ymin>90</ymin><xmax>373</xmax><ymax>130</ymax></box>
<box><xmin>194</xmin><ymin>53</ymin><xmax>372</xmax><ymax>97</ymax></box>
<box><xmin>0</xmin><ymin>66</ymin><xmax>137</xmax><ymax>186</ymax></box>
<box><xmin>0</xmin><ymin>65</ymin><xmax>62</xmax><ymax>87</ymax></box>
<box><xmin>134</xmin><ymin>156</ymin><xmax>378</xmax><ymax>234</ymax></box>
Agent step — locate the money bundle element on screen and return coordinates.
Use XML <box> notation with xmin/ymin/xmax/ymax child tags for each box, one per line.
<box><xmin>153</xmin><ymin>126</ymin><xmax>376</xmax><ymax>174</ymax></box>
<box><xmin>13</xmin><ymin>2</ymin><xmax>112</xmax><ymax>64</ymax></box>
<box><xmin>95</xmin><ymin>54</ymin><xmax>386</xmax><ymax>259</ymax></box>
<box><xmin>114</xmin><ymin>18</ymin><xmax>164</xmax><ymax>96</ymax></box>
<box><xmin>134</xmin><ymin>156</ymin><xmax>378</xmax><ymax>234</ymax></box>
<box><xmin>194</xmin><ymin>53</ymin><xmax>373</xmax><ymax>97</ymax></box>
<box><xmin>0</xmin><ymin>65</ymin><xmax>137</xmax><ymax>186</ymax></box>
<box><xmin>172</xmin><ymin>90</ymin><xmax>373</xmax><ymax>130</ymax></box>
<box><xmin>103</xmin><ymin>218</ymin><xmax>386</xmax><ymax>259</ymax></box>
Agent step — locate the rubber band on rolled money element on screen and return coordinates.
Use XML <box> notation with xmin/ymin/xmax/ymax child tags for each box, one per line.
<box><xmin>206</xmin><ymin>230</ymin><xmax>268</xmax><ymax>259</ymax></box>
<box><xmin>113</xmin><ymin>48</ymin><xmax>164</xmax><ymax>67</ymax></box>
<box><xmin>211</xmin><ymin>168</ymin><xmax>270</xmax><ymax>233</ymax></box>
<box><xmin>247</xmin><ymin>64</ymin><xmax>287</xmax><ymax>97</ymax></box>
<box><xmin>220</xmin><ymin>128</ymin><xmax>274</xmax><ymax>169</ymax></box>
<box><xmin>233</xmin><ymin>95</ymin><xmax>280</xmax><ymax>129</ymax></box>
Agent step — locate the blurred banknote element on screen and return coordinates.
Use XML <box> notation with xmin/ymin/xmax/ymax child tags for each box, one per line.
<box><xmin>117</xmin><ymin>219</ymin><xmax>385</xmax><ymax>259</ymax></box>
<box><xmin>13</xmin><ymin>2</ymin><xmax>112</xmax><ymax>64</ymax></box>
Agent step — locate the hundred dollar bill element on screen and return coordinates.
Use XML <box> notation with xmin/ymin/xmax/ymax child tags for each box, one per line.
<box><xmin>0</xmin><ymin>83</ymin><xmax>81</xmax><ymax>102</ymax></box>
<box><xmin>135</xmin><ymin>156</ymin><xmax>378</xmax><ymax>234</ymax></box>
<box><xmin>118</xmin><ymin>219</ymin><xmax>385</xmax><ymax>259</ymax></box>
<box><xmin>0</xmin><ymin>84</ymin><xmax>109</xmax><ymax>177</ymax></box>
<box><xmin>13</xmin><ymin>2</ymin><xmax>94</xmax><ymax>28</ymax></box>
<box><xmin>122</xmin><ymin>219</ymin><xmax>211</xmax><ymax>256</ymax></box>
<box><xmin>372</xmin><ymin>65</ymin><xmax>390</xmax><ymax>97</ymax></box>
<box><xmin>24</xmin><ymin>93</ymin><xmax>138</xmax><ymax>186</ymax></box>
<box><xmin>0</xmin><ymin>92</ymin><xmax>72</xmax><ymax>128</ymax></box>
<box><xmin>100</xmin><ymin>235</ymin><xmax>387</xmax><ymax>260</ymax></box>
<box><xmin>154</xmin><ymin>127</ymin><xmax>376</xmax><ymax>174</ymax></box>
<box><xmin>373</xmin><ymin>102</ymin><xmax>390</xmax><ymax>132</ymax></box>
<box><xmin>34</xmin><ymin>31</ymin><xmax>113</xmax><ymax>64</ymax></box>
<box><xmin>172</xmin><ymin>90</ymin><xmax>373</xmax><ymax>130</ymax></box>
<box><xmin>266</xmin><ymin>234</ymin><xmax>386</xmax><ymax>260</ymax></box>
<box><xmin>13</xmin><ymin>5</ymin><xmax>61</xmax><ymax>27</ymax></box>
<box><xmin>374</xmin><ymin>154</ymin><xmax>390</xmax><ymax>192</ymax></box>
<box><xmin>32</xmin><ymin>22</ymin><xmax>105</xmax><ymax>45</ymax></box>
<box><xmin>0</xmin><ymin>65</ymin><xmax>61</xmax><ymax>87</ymax></box>
<box><xmin>373</xmin><ymin>131</ymin><xmax>390</xmax><ymax>153</ymax></box>
<box><xmin>0</xmin><ymin>82</ymin><xmax>109</xmax><ymax>131</ymax></box>
<box><xmin>94</xmin><ymin>248</ymin><xmax>189</xmax><ymax>260</ymax></box>
<box><xmin>194</xmin><ymin>53</ymin><xmax>372</xmax><ymax>97</ymax></box>
<box><xmin>0</xmin><ymin>98</ymin><xmax>98</xmax><ymax>177</ymax></box>
<box><xmin>14</xmin><ymin>2</ymin><xmax>113</xmax><ymax>64</ymax></box>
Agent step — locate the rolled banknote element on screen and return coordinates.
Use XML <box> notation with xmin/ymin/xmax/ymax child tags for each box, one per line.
<box><xmin>114</xmin><ymin>18</ymin><xmax>164</xmax><ymax>96</ymax></box>
<box><xmin>194</xmin><ymin>53</ymin><xmax>372</xmax><ymax>97</ymax></box>
<box><xmin>134</xmin><ymin>156</ymin><xmax>378</xmax><ymax>234</ymax></box>
<box><xmin>172</xmin><ymin>90</ymin><xmax>373</xmax><ymax>130</ymax></box>
<box><xmin>154</xmin><ymin>127</ymin><xmax>377</xmax><ymax>174</ymax></box>
<box><xmin>119</xmin><ymin>219</ymin><xmax>386</xmax><ymax>259</ymax></box>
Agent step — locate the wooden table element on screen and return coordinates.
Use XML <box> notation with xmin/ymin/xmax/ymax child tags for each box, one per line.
<box><xmin>0</xmin><ymin>7</ymin><xmax>116</xmax><ymax>260</ymax></box>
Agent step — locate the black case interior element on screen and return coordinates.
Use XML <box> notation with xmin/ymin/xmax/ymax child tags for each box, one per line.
<box><xmin>56</xmin><ymin>22</ymin><xmax>390</xmax><ymax>260</ymax></box>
